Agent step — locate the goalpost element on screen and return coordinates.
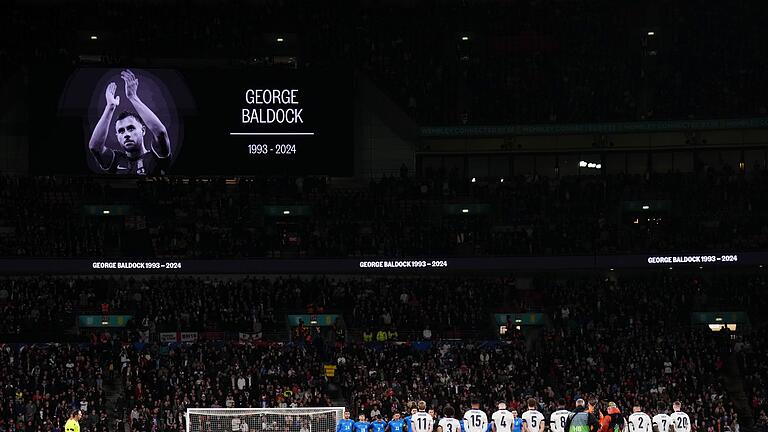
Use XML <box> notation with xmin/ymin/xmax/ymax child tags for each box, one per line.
<box><xmin>186</xmin><ymin>408</ymin><xmax>346</xmax><ymax>432</ymax></box>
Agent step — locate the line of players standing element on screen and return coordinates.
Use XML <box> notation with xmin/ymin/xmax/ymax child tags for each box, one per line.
<box><xmin>336</xmin><ymin>399</ymin><xmax>692</xmax><ymax>432</ymax></box>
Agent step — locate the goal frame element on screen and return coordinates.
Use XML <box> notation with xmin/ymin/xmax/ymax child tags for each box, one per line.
<box><xmin>185</xmin><ymin>407</ymin><xmax>347</xmax><ymax>432</ymax></box>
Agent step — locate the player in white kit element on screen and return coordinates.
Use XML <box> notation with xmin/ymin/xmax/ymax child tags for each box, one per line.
<box><xmin>412</xmin><ymin>401</ymin><xmax>435</xmax><ymax>432</ymax></box>
<box><xmin>652</xmin><ymin>405</ymin><xmax>671</xmax><ymax>432</ymax></box>
<box><xmin>438</xmin><ymin>407</ymin><xmax>462</xmax><ymax>432</ymax></box>
<box><xmin>464</xmin><ymin>400</ymin><xmax>489</xmax><ymax>432</ymax></box>
<box><xmin>492</xmin><ymin>402</ymin><xmax>514</xmax><ymax>432</ymax></box>
<box><xmin>521</xmin><ymin>399</ymin><xmax>544</xmax><ymax>432</ymax></box>
<box><xmin>627</xmin><ymin>405</ymin><xmax>652</xmax><ymax>432</ymax></box>
<box><xmin>550</xmin><ymin>400</ymin><xmax>571</xmax><ymax>432</ymax></box>
<box><xmin>669</xmin><ymin>402</ymin><xmax>691</xmax><ymax>432</ymax></box>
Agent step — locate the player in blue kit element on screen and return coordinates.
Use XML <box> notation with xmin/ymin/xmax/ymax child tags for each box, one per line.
<box><xmin>511</xmin><ymin>411</ymin><xmax>524</xmax><ymax>432</ymax></box>
<box><xmin>389</xmin><ymin>412</ymin><xmax>406</xmax><ymax>432</ymax></box>
<box><xmin>372</xmin><ymin>416</ymin><xmax>388</xmax><ymax>432</ymax></box>
<box><xmin>406</xmin><ymin>408</ymin><xmax>418</xmax><ymax>432</ymax></box>
<box><xmin>337</xmin><ymin>411</ymin><xmax>355</xmax><ymax>432</ymax></box>
<box><xmin>355</xmin><ymin>415</ymin><xmax>372</xmax><ymax>432</ymax></box>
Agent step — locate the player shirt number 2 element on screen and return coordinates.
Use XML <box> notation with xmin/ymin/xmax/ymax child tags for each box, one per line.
<box><xmin>627</xmin><ymin>413</ymin><xmax>652</xmax><ymax>432</ymax></box>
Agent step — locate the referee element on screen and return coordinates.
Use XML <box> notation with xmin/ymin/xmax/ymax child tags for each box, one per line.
<box><xmin>65</xmin><ymin>409</ymin><xmax>83</xmax><ymax>432</ymax></box>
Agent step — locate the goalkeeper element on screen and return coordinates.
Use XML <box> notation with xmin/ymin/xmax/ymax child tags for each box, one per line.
<box><xmin>65</xmin><ymin>410</ymin><xmax>83</xmax><ymax>432</ymax></box>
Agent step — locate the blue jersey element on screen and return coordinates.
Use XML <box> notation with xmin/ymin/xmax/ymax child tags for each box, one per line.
<box><xmin>354</xmin><ymin>422</ymin><xmax>371</xmax><ymax>432</ymax></box>
<box><xmin>390</xmin><ymin>419</ymin><xmax>406</xmax><ymax>432</ymax></box>
<box><xmin>406</xmin><ymin>417</ymin><xmax>413</xmax><ymax>432</ymax></box>
<box><xmin>337</xmin><ymin>420</ymin><xmax>355</xmax><ymax>432</ymax></box>
<box><xmin>512</xmin><ymin>418</ymin><xmax>524</xmax><ymax>432</ymax></box>
<box><xmin>372</xmin><ymin>421</ymin><xmax>387</xmax><ymax>432</ymax></box>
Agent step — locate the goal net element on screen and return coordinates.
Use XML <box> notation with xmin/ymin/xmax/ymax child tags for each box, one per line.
<box><xmin>186</xmin><ymin>408</ymin><xmax>346</xmax><ymax>432</ymax></box>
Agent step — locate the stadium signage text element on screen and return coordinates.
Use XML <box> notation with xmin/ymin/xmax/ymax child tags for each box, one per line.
<box><xmin>91</xmin><ymin>261</ymin><xmax>182</xmax><ymax>269</ymax></box>
<box><xmin>646</xmin><ymin>255</ymin><xmax>738</xmax><ymax>264</ymax></box>
<box><xmin>358</xmin><ymin>260</ymin><xmax>449</xmax><ymax>269</ymax></box>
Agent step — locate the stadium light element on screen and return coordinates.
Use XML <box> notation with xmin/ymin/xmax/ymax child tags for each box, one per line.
<box><xmin>715</xmin><ymin>317</ymin><xmax>723</xmax><ymax>322</ymax></box>
<box><xmin>90</xmin><ymin>35</ymin><xmax>98</xmax><ymax>40</ymax></box>
<box><xmin>596</xmin><ymin>164</ymin><xmax>602</xmax><ymax>169</ymax></box>
<box><xmin>471</xmin><ymin>177</ymin><xmax>476</xmax><ymax>183</ymax></box>
<box><xmin>610</xmin><ymin>268</ymin><xmax>614</xmax><ymax>271</ymax></box>
<box><xmin>276</xmin><ymin>37</ymin><xmax>284</xmax><ymax>43</ymax></box>
<box><xmin>102</xmin><ymin>210</ymin><xmax>110</xmax><ymax>215</ymax></box>
<box><xmin>461</xmin><ymin>36</ymin><xmax>470</xmax><ymax>41</ymax></box>
<box><xmin>500</xmin><ymin>178</ymin><xmax>504</xmax><ymax>183</ymax></box>
<box><xmin>587</xmin><ymin>163</ymin><xmax>596</xmax><ymax>168</ymax></box>
<box><xmin>461</xmin><ymin>209</ymin><xmax>469</xmax><ymax>213</ymax></box>
<box><xmin>647</xmin><ymin>31</ymin><xmax>655</xmax><ymax>36</ymax></box>
<box><xmin>283</xmin><ymin>210</ymin><xmax>291</xmax><ymax>215</ymax></box>
<box><xmin>668</xmin><ymin>267</ymin><xmax>673</xmax><ymax>270</ymax></box>
<box><xmin>642</xmin><ymin>205</ymin><xmax>650</xmax><ymax>210</ymax></box>
<box><xmin>579</xmin><ymin>161</ymin><xmax>588</xmax><ymax>167</ymax></box>
<box><xmin>515</xmin><ymin>319</ymin><xmax>522</xmax><ymax>323</ymax></box>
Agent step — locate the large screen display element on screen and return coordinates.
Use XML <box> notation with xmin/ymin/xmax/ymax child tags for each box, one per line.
<box><xmin>31</xmin><ymin>66</ymin><xmax>352</xmax><ymax>176</ymax></box>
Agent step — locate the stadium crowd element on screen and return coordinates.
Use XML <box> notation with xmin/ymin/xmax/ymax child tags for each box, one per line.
<box><xmin>0</xmin><ymin>273</ymin><xmax>766</xmax><ymax>432</ymax></box>
<box><xmin>2</xmin><ymin>166</ymin><xmax>768</xmax><ymax>258</ymax></box>
<box><xmin>0</xmin><ymin>343</ymin><xmax>114</xmax><ymax>432</ymax></box>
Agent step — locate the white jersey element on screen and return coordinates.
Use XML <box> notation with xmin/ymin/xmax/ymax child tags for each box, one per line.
<box><xmin>669</xmin><ymin>412</ymin><xmax>691</xmax><ymax>432</ymax></box>
<box><xmin>412</xmin><ymin>412</ymin><xmax>435</xmax><ymax>432</ymax></box>
<box><xmin>464</xmin><ymin>409</ymin><xmax>489</xmax><ymax>432</ymax></box>
<box><xmin>550</xmin><ymin>410</ymin><xmax>571</xmax><ymax>432</ymax></box>
<box><xmin>232</xmin><ymin>419</ymin><xmax>242</xmax><ymax>432</ymax></box>
<box><xmin>439</xmin><ymin>418</ymin><xmax>462</xmax><ymax>432</ymax></box>
<box><xmin>522</xmin><ymin>410</ymin><xmax>544</xmax><ymax>432</ymax></box>
<box><xmin>627</xmin><ymin>413</ymin><xmax>653</xmax><ymax>432</ymax></box>
<box><xmin>652</xmin><ymin>414</ymin><xmax>671</xmax><ymax>432</ymax></box>
<box><xmin>492</xmin><ymin>410</ymin><xmax>514</xmax><ymax>432</ymax></box>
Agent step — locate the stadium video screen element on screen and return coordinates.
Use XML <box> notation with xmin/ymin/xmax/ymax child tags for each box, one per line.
<box><xmin>30</xmin><ymin>67</ymin><xmax>352</xmax><ymax>176</ymax></box>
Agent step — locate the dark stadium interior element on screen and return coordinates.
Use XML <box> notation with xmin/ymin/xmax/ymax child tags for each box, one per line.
<box><xmin>1</xmin><ymin>2</ymin><xmax>767</xmax><ymax>432</ymax></box>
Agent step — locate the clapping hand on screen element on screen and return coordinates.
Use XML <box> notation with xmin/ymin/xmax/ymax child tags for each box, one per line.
<box><xmin>121</xmin><ymin>69</ymin><xmax>139</xmax><ymax>100</ymax></box>
<box><xmin>105</xmin><ymin>82</ymin><xmax>120</xmax><ymax>107</ymax></box>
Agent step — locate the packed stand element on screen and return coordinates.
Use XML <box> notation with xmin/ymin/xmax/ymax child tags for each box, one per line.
<box><xmin>120</xmin><ymin>343</ymin><xmax>333</xmax><ymax>432</ymax></box>
<box><xmin>1</xmin><ymin>272</ymin><xmax>767</xmax><ymax>432</ymax></box>
<box><xmin>0</xmin><ymin>343</ymin><xmax>115</xmax><ymax>432</ymax></box>
<box><xmin>3</xmin><ymin>166</ymin><xmax>768</xmax><ymax>258</ymax></box>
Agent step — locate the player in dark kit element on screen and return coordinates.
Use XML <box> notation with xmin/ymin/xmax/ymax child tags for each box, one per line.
<box><xmin>88</xmin><ymin>69</ymin><xmax>171</xmax><ymax>175</ymax></box>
